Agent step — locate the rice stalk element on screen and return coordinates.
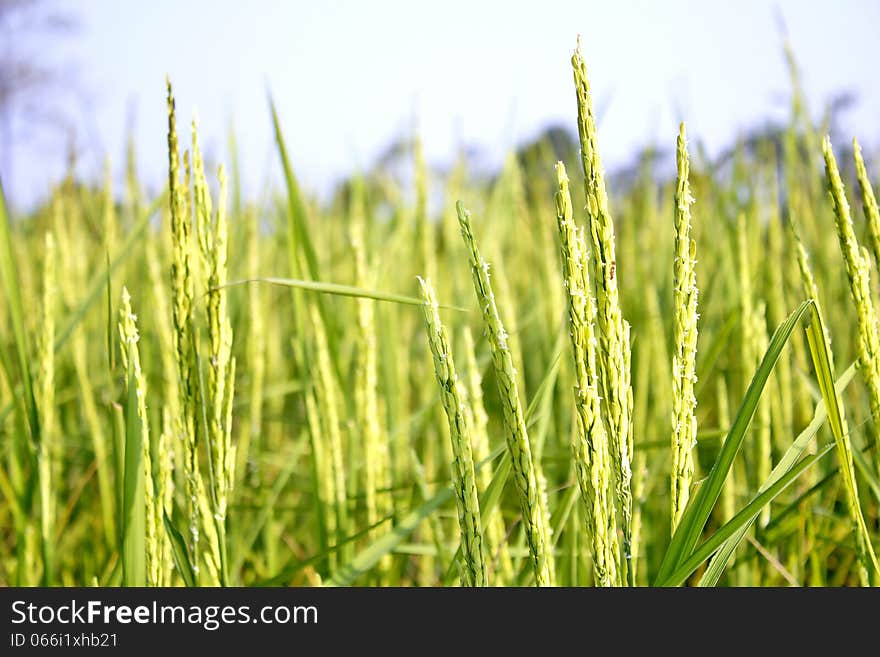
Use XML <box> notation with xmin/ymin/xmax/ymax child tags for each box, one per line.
<box><xmin>752</xmin><ymin>302</ymin><xmax>771</xmax><ymax>532</ymax></box>
<box><xmin>571</xmin><ymin>39</ymin><xmax>634</xmax><ymax>583</ymax></box>
<box><xmin>193</xmin><ymin>124</ymin><xmax>236</xmax><ymax>585</ymax></box>
<box><xmin>765</xmin><ymin>201</ymin><xmax>795</xmax><ymax>462</ymax></box>
<box><xmin>791</xmin><ymin>211</ymin><xmax>876</xmax><ymax>586</ymax></box>
<box><xmin>415</xmin><ymin>135</ymin><xmax>435</xmax><ymax>284</ymax></box>
<box><xmin>103</xmin><ymin>157</ymin><xmax>117</xmax><ymax>257</ymax></box>
<box><xmin>670</xmin><ymin>123</ymin><xmax>699</xmax><ymax>533</ymax></box>
<box><xmin>146</xmin><ymin>220</ymin><xmax>181</xmax><ymax>439</ymax></box>
<box><xmin>52</xmin><ymin>185</ymin><xmax>117</xmax><ymax>551</ymax></box>
<box><xmin>456</xmin><ymin>200</ymin><xmax>554</xmax><ymax>586</ymax></box>
<box><xmin>853</xmin><ymin>139</ymin><xmax>880</xmax><ymax>274</ymax></box>
<box><xmin>303</xmin><ymin>383</ymin><xmax>331</xmax><ymax>571</ymax></box>
<box><xmin>418</xmin><ymin>277</ymin><xmax>488</xmax><ymax>586</ymax></box>
<box><xmin>240</xmin><ymin>210</ymin><xmax>266</xmax><ymax>487</ymax></box>
<box><xmin>735</xmin><ymin>214</ymin><xmax>771</xmax><ymax>531</ymax></box>
<box><xmin>118</xmin><ymin>287</ymin><xmax>162</xmax><ymax>587</ymax></box>
<box><xmin>715</xmin><ymin>377</ymin><xmax>740</xmax><ymax>584</ymax></box>
<box><xmin>156</xmin><ymin>409</ymin><xmax>175</xmax><ymax>585</ymax></box>
<box><xmin>823</xmin><ymin>136</ymin><xmax>880</xmax><ymax>469</ymax></box>
<box><xmin>308</xmin><ymin>303</ymin><xmax>349</xmax><ymax>573</ymax></box>
<box><xmin>553</xmin><ymin>161</ymin><xmax>619</xmax><ymax>586</ymax></box>
<box><xmin>351</xmin><ymin>206</ymin><xmax>389</xmax><ymax>578</ymax></box>
<box><xmin>166</xmin><ymin>79</ymin><xmax>201</xmax><ymax>574</ymax></box>
<box><xmin>36</xmin><ymin>232</ymin><xmax>56</xmax><ymax>585</ymax></box>
<box><xmin>461</xmin><ymin>325</ymin><xmax>514</xmax><ymax>583</ymax></box>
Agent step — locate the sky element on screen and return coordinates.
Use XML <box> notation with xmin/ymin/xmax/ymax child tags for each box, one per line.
<box><xmin>3</xmin><ymin>0</ymin><xmax>880</xmax><ymax>209</ymax></box>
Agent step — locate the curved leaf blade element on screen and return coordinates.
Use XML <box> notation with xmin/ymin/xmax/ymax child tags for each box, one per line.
<box><xmin>659</xmin><ymin>443</ymin><xmax>834</xmax><ymax>587</ymax></box>
<box><xmin>655</xmin><ymin>299</ymin><xmax>813</xmax><ymax>585</ymax></box>
<box><xmin>699</xmin><ymin>361</ymin><xmax>858</xmax><ymax>586</ymax></box>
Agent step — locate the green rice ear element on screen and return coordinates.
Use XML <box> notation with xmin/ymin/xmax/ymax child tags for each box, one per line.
<box><xmin>418</xmin><ymin>276</ymin><xmax>488</xmax><ymax>587</ymax></box>
<box><xmin>670</xmin><ymin>123</ymin><xmax>699</xmax><ymax>534</ymax></box>
<box><xmin>554</xmin><ymin>161</ymin><xmax>619</xmax><ymax>587</ymax></box>
<box><xmin>457</xmin><ymin>201</ymin><xmax>555</xmax><ymax>586</ymax></box>
<box><xmin>571</xmin><ymin>39</ymin><xmax>635</xmax><ymax>585</ymax></box>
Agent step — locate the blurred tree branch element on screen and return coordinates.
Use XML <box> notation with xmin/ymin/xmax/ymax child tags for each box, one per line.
<box><xmin>0</xmin><ymin>0</ymin><xmax>77</xmax><ymax>195</ymax></box>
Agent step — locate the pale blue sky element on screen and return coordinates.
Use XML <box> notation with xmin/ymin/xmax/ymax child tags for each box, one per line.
<box><xmin>4</xmin><ymin>0</ymin><xmax>880</xmax><ymax>208</ymax></box>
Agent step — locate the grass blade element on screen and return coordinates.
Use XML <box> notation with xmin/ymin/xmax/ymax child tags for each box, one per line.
<box><xmin>654</xmin><ymin>299</ymin><xmax>813</xmax><ymax>584</ymax></box>
<box><xmin>121</xmin><ymin>356</ymin><xmax>146</xmax><ymax>587</ymax></box>
<box><xmin>659</xmin><ymin>442</ymin><xmax>835</xmax><ymax>586</ymax></box>
<box><xmin>803</xmin><ymin>304</ymin><xmax>879</xmax><ymax>579</ymax></box>
<box><xmin>220</xmin><ymin>277</ymin><xmax>464</xmax><ymax>311</ymax></box>
<box><xmin>268</xmin><ymin>96</ymin><xmax>320</xmax><ymax>283</ymax></box>
<box><xmin>698</xmin><ymin>361</ymin><xmax>858</xmax><ymax>586</ymax></box>
<box><xmin>325</xmin><ymin>486</ymin><xmax>453</xmax><ymax>586</ymax></box>
<box><xmin>851</xmin><ymin>446</ymin><xmax>880</xmax><ymax>504</ymax></box>
<box><xmin>163</xmin><ymin>512</ymin><xmax>196</xmax><ymax>587</ymax></box>
<box><xmin>0</xmin><ymin>178</ymin><xmax>39</xmax><ymax>444</ymax></box>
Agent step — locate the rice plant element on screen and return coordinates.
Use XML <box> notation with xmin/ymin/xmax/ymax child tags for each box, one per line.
<box><xmin>1</xmin><ymin>36</ymin><xmax>879</xmax><ymax>589</ymax></box>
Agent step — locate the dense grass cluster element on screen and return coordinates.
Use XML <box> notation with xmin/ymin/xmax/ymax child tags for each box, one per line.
<box><xmin>2</xmin><ymin>40</ymin><xmax>880</xmax><ymax>586</ymax></box>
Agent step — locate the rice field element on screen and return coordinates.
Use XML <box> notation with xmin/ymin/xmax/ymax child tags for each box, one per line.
<box><xmin>2</xmin><ymin>38</ymin><xmax>880</xmax><ymax>587</ymax></box>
